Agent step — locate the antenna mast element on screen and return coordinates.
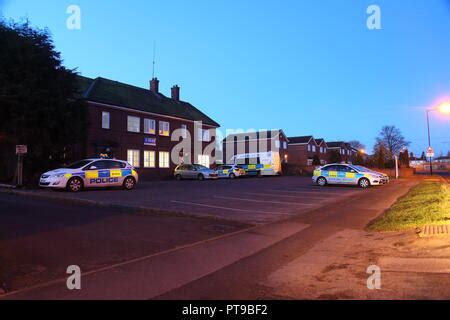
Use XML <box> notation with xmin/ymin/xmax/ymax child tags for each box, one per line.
<box><xmin>152</xmin><ymin>42</ymin><xmax>156</xmax><ymax>79</ymax></box>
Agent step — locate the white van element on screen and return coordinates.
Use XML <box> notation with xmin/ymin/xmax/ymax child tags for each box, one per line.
<box><xmin>229</xmin><ymin>151</ymin><xmax>282</xmax><ymax>176</ymax></box>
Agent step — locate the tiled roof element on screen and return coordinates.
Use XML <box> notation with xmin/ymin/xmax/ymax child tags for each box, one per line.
<box><xmin>76</xmin><ymin>76</ymin><xmax>220</xmax><ymax>127</ymax></box>
<box><xmin>288</xmin><ymin>136</ymin><xmax>313</xmax><ymax>144</ymax></box>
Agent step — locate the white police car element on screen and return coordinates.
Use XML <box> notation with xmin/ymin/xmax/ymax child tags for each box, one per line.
<box><xmin>39</xmin><ymin>159</ymin><xmax>139</xmax><ymax>192</ymax></box>
<box><xmin>312</xmin><ymin>164</ymin><xmax>389</xmax><ymax>188</ymax></box>
<box><xmin>215</xmin><ymin>164</ymin><xmax>246</xmax><ymax>179</ymax></box>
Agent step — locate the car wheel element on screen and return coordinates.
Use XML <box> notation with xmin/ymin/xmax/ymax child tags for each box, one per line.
<box><xmin>67</xmin><ymin>177</ymin><xmax>83</xmax><ymax>192</ymax></box>
<box><xmin>358</xmin><ymin>178</ymin><xmax>370</xmax><ymax>189</ymax></box>
<box><xmin>198</xmin><ymin>174</ymin><xmax>205</xmax><ymax>181</ymax></box>
<box><xmin>229</xmin><ymin>173</ymin><xmax>236</xmax><ymax>179</ymax></box>
<box><xmin>123</xmin><ymin>177</ymin><xmax>136</xmax><ymax>190</ymax></box>
<box><xmin>175</xmin><ymin>174</ymin><xmax>182</xmax><ymax>181</ymax></box>
<box><xmin>317</xmin><ymin>176</ymin><xmax>327</xmax><ymax>187</ymax></box>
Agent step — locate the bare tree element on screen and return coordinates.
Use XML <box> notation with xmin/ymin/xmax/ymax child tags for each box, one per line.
<box><xmin>348</xmin><ymin>140</ymin><xmax>366</xmax><ymax>151</ymax></box>
<box><xmin>375</xmin><ymin>126</ymin><xmax>410</xmax><ymax>158</ymax></box>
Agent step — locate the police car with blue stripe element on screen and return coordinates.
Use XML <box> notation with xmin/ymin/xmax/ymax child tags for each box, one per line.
<box><xmin>39</xmin><ymin>159</ymin><xmax>139</xmax><ymax>192</ymax></box>
<box><xmin>312</xmin><ymin>164</ymin><xmax>389</xmax><ymax>188</ymax></box>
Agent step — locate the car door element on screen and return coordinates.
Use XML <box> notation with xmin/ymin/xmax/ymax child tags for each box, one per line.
<box><xmin>107</xmin><ymin>160</ymin><xmax>126</xmax><ymax>186</ymax></box>
<box><xmin>341</xmin><ymin>165</ymin><xmax>358</xmax><ymax>184</ymax></box>
<box><xmin>183</xmin><ymin>164</ymin><xmax>195</xmax><ymax>179</ymax></box>
<box><xmin>83</xmin><ymin>160</ymin><xmax>104</xmax><ymax>187</ymax></box>
<box><xmin>324</xmin><ymin>165</ymin><xmax>339</xmax><ymax>183</ymax></box>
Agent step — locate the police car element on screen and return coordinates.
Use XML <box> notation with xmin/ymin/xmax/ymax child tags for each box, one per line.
<box><xmin>215</xmin><ymin>164</ymin><xmax>246</xmax><ymax>179</ymax></box>
<box><xmin>312</xmin><ymin>164</ymin><xmax>389</xmax><ymax>188</ymax></box>
<box><xmin>39</xmin><ymin>159</ymin><xmax>139</xmax><ymax>192</ymax></box>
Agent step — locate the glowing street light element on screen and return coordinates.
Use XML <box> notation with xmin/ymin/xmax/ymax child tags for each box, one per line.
<box><xmin>437</xmin><ymin>102</ymin><xmax>450</xmax><ymax>114</ymax></box>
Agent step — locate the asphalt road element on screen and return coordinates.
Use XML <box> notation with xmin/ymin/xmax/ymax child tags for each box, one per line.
<box><xmin>0</xmin><ymin>192</ymin><xmax>245</xmax><ymax>293</ymax></box>
<box><xmin>15</xmin><ymin>176</ymin><xmax>366</xmax><ymax>224</ymax></box>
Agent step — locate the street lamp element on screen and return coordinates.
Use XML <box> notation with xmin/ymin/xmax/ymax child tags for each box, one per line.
<box><xmin>426</xmin><ymin>102</ymin><xmax>450</xmax><ymax>175</ymax></box>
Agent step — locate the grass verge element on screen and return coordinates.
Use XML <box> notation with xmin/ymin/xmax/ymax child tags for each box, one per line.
<box><xmin>368</xmin><ymin>181</ymin><xmax>450</xmax><ymax>231</ymax></box>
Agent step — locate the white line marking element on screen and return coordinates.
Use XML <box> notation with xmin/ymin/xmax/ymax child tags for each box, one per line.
<box><xmin>170</xmin><ymin>200</ymin><xmax>292</xmax><ymax>215</ymax></box>
<box><xmin>243</xmin><ymin>192</ymin><xmax>330</xmax><ymax>200</ymax></box>
<box><xmin>270</xmin><ymin>189</ymin><xmax>355</xmax><ymax>196</ymax></box>
<box><xmin>214</xmin><ymin>195</ymin><xmax>316</xmax><ymax>206</ymax></box>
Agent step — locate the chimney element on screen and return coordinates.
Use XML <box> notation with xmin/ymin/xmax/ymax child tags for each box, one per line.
<box><xmin>150</xmin><ymin>77</ymin><xmax>159</xmax><ymax>93</ymax></box>
<box><xmin>171</xmin><ymin>85</ymin><xmax>180</xmax><ymax>101</ymax></box>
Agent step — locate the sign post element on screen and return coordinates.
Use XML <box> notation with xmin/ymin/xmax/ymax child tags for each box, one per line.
<box><xmin>15</xmin><ymin>145</ymin><xmax>27</xmax><ymax>187</ymax></box>
<box><xmin>426</xmin><ymin>146</ymin><xmax>434</xmax><ymax>176</ymax></box>
<box><xmin>394</xmin><ymin>155</ymin><xmax>399</xmax><ymax>179</ymax></box>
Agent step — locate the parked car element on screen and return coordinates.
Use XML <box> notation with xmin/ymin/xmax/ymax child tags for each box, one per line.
<box><xmin>174</xmin><ymin>164</ymin><xmax>218</xmax><ymax>181</ymax></box>
<box><xmin>215</xmin><ymin>164</ymin><xmax>246</xmax><ymax>179</ymax></box>
<box><xmin>312</xmin><ymin>163</ymin><xmax>389</xmax><ymax>188</ymax></box>
<box><xmin>39</xmin><ymin>159</ymin><xmax>139</xmax><ymax>192</ymax></box>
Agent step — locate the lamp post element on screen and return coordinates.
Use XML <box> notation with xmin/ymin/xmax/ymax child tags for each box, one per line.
<box><xmin>426</xmin><ymin>102</ymin><xmax>450</xmax><ymax>176</ymax></box>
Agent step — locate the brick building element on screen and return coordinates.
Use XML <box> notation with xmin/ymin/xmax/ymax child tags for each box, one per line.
<box><xmin>76</xmin><ymin>76</ymin><xmax>220</xmax><ymax>179</ymax></box>
<box><xmin>287</xmin><ymin>135</ymin><xmax>320</xmax><ymax>166</ymax></box>
<box><xmin>326</xmin><ymin>141</ymin><xmax>356</xmax><ymax>164</ymax></box>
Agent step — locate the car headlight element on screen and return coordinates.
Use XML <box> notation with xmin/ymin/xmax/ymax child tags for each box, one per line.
<box><xmin>52</xmin><ymin>173</ymin><xmax>66</xmax><ymax>178</ymax></box>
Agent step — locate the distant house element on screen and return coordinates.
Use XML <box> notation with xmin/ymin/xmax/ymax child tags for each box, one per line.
<box><xmin>314</xmin><ymin>138</ymin><xmax>329</xmax><ymax>165</ymax></box>
<box><xmin>436</xmin><ymin>156</ymin><xmax>450</xmax><ymax>163</ymax></box>
<box><xmin>222</xmin><ymin>130</ymin><xmax>289</xmax><ymax>164</ymax></box>
<box><xmin>287</xmin><ymin>136</ymin><xmax>319</xmax><ymax>166</ymax></box>
<box><xmin>327</xmin><ymin>141</ymin><xmax>356</xmax><ymax>164</ymax></box>
<box><xmin>76</xmin><ymin>76</ymin><xmax>220</xmax><ymax>179</ymax></box>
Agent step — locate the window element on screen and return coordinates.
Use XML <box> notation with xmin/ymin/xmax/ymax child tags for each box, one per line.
<box><xmin>159</xmin><ymin>151</ymin><xmax>170</xmax><ymax>168</ymax></box>
<box><xmin>127</xmin><ymin>149</ymin><xmax>140</xmax><ymax>167</ymax></box>
<box><xmin>159</xmin><ymin>121</ymin><xmax>170</xmax><ymax>136</ymax></box>
<box><xmin>312</xmin><ymin>145</ymin><xmax>316</xmax><ymax>152</ymax></box>
<box><xmin>181</xmin><ymin>124</ymin><xmax>187</xmax><ymax>138</ymax></box>
<box><xmin>274</xmin><ymin>140</ymin><xmax>280</xmax><ymax>149</ymax></box>
<box><xmin>197</xmin><ymin>155</ymin><xmax>210</xmax><ymax>167</ymax></box>
<box><xmin>308</xmin><ymin>145</ymin><xmax>312</xmax><ymax>152</ymax></box>
<box><xmin>102</xmin><ymin>111</ymin><xmax>110</xmax><ymax>129</ymax></box>
<box><xmin>198</xmin><ymin>128</ymin><xmax>210</xmax><ymax>142</ymax></box>
<box><xmin>320</xmin><ymin>147</ymin><xmax>324</xmax><ymax>153</ymax></box>
<box><xmin>127</xmin><ymin>116</ymin><xmax>140</xmax><ymax>133</ymax></box>
<box><xmin>144</xmin><ymin>151</ymin><xmax>156</xmax><ymax>168</ymax></box>
<box><xmin>144</xmin><ymin>118</ymin><xmax>156</xmax><ymax>134</ymax></box>
<box><xmin>283</xmin><ymin>141</ymin><xmax>287</xmax><ymax>149</ymax></box>
<box><xmin>307</xmin><ymin>159</ymin><xmax>313</xmax><ymax>166</ymax></box>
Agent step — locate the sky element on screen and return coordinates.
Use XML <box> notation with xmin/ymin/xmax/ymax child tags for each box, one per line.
<box><xmin>1</xmin><ymin>0</ymin><xmax>449</xmax><ymax>156</ymax></box>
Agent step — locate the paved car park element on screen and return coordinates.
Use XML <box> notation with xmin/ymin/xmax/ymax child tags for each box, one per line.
<box><xmin>16</xmin><ymin>176</ymin><xmax>367</xmax><ymax>224</ymax></box>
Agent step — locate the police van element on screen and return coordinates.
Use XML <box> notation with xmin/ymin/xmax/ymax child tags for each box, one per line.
<box><xmin>39</xmin><ymin>159</ymin><xmax>139</xmax><ymax>192</ymax></box>
<box><xmin>229</xmin><ymin>151</ymin><xmax>282</xmax><ymax>176</ymax></box>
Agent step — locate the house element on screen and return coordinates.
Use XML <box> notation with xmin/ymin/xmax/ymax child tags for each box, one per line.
<box><xmin>287</xmin><ymin>136</ymin><xmax>319</xmax><ymax>166</ymax></box>
<box><xmin>314</xmin><ymin>138</ymin><xmax>329</xmax><ymax>165</ymax></box>
<box><xmin>222</xmin><ymin>130</ymin><xmax>289</xmax><ymax>165</ymax></box>
<box><xmin>76</xmin><ymin>76</ymin><xmax>220</xmax><ymax>179</ymax></box>
<box><xmin>327</xmin><ymin>141</ymin><xmax>355</xmax><ymax>164</ymax></box>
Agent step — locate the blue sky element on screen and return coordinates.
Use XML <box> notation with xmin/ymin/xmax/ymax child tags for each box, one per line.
<box><xmin>1</xmin><ymin>0</ymin><xmax>450</xmax><ymax>156</ymax></box>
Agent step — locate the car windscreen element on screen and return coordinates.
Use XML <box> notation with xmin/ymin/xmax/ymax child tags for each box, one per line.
<box><xmin>65</xmin><ymin>160</ymin><xmax>92</xmax><ymax>169</ymax></box>
<box><xmin>352</xmin><ymin>165</ymin><xmax>371</xmax><ymax>172</ymax></box>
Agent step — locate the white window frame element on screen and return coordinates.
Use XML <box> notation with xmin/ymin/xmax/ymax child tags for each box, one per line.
<box><xmin>312</xmin><ymin>145</ymin><xmax>316</xmax><ymax>152</ymax></box>
<box><xmin>159</xmin><ymin>121</ymin><xmax>170</xmax><ymax>136</ymax></box>
<box><xmin>159</xmin><ymin>151</ymin><xmax>170</xmax><ymax>168</ymax></box>
<box><xmin>144</xmin><ymin>118</ymin><xmax>156</xmax><ymax>135</ymax></box>
<box><xmin>127</xmin><ymin>149</ymin><xmax>140</xmax><ymax>168</ymax></box>
<box><xmin>102</xmin><ymin>111</ymin><xmax>110</xmax><ymax>129</ymax></box>
<box><xmin>143</xmin><ymin>150</ymin><xmax>156</xmax><ymax>168</ymax></box>
<box><xmin>283</xmin><ymin>141</ymin><xmax>287</xmax><ymax>149</ymax></box>
<box><xmin>198</xmin><ymin>128</ymin><xmax>211</xmax><ymax>142</ymax></box>
<box><xmin>308</xmin><ymin>145</ymin><xmax>312</xmax><ymax>152</ymax></box>
<box><xmin>198</xmin><ymin>154</ymin><xmax>210</xmax><ymax>167</ymax></box>
<box><xmin>275</xmin><ymin>140</ymin><xmax>280</xmax><ymax>149</ymax></box>
<box><xmin>181</xmin><ymin>124</ymin><xmax>188</xmax><ymax>139</ymax></box>
<box><xmin>127</xmin><ymin>116</ymin><xmax>140</xmax><ymax>133</ymax></box>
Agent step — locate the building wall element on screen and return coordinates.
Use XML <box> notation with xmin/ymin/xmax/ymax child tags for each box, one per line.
<box><xmin>287</xmin><ymin>142</ymin><xmax>320</xmax><ymax>165</ymax></box>
<box><xmin>86</xmin><ymin>103</ymin><xmax>217</xmax><ymax>179</ymax></box>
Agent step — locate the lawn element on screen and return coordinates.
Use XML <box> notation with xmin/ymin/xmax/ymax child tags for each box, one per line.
<box><xmin>369</xmin><ymin>181</ymin><xmax>450</xmax><ymax>231</ymax></box>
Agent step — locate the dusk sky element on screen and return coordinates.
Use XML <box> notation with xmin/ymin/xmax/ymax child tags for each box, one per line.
<box><xmin>1</xmin><ymin>0</ymin><xmax>449</xmax><ymax>156</ymax></box>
